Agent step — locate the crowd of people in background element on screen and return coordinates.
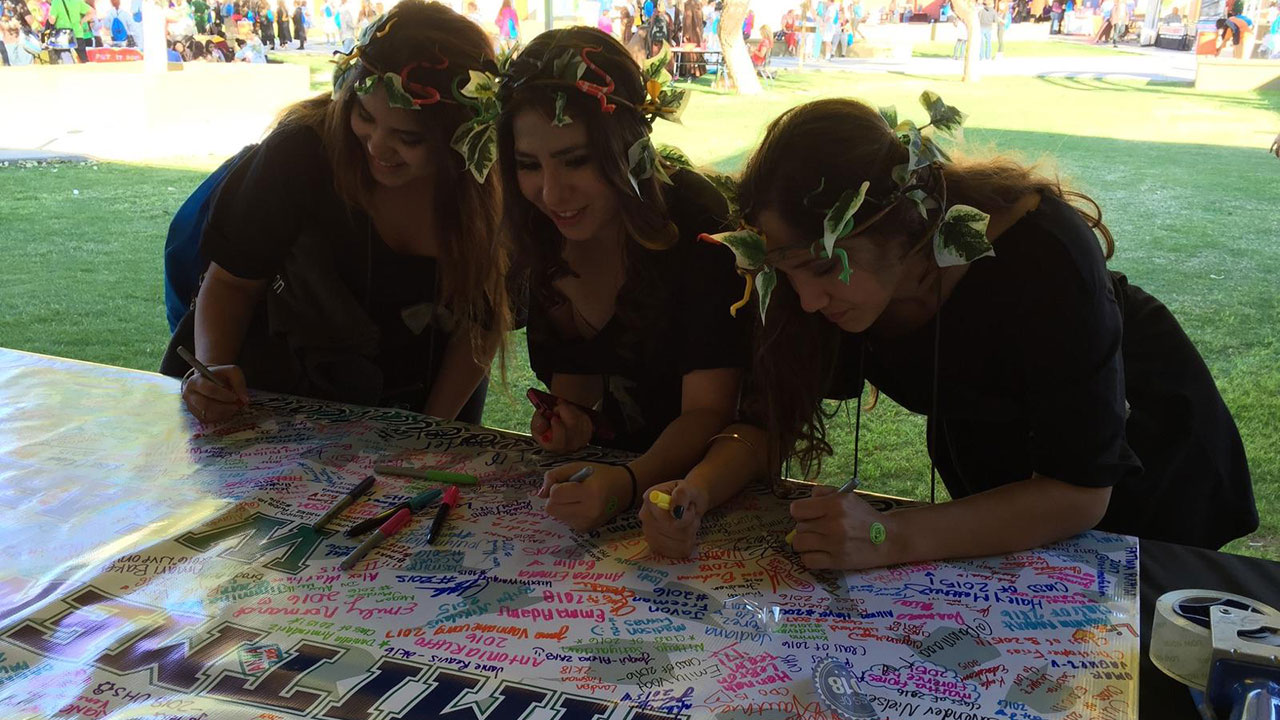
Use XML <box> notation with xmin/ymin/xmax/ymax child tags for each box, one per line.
<box><xmin>5</xmin><ymin>0</ymin><xmax>1280</xmax><ymax>67</ymax></box>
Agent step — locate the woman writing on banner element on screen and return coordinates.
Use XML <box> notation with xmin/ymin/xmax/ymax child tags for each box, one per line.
<box><xmin>161</xmin><ymin>0</ymin><xmax>511</xmax><ymax>426</ymax></box>
<box><xmin>494</xmin><ymin>28</ymin><xmax>750</xmax><ymax>531</ymax></box>
<box><xmin>641</xmin><ymin>95</ymin><xmax>1256</xmax><ymax>565</ymax></box>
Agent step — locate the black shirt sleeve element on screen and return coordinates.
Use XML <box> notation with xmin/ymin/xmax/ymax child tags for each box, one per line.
<box><xmin>1010</xmin><ymin>197</ymin><xmax>1140</xmax><ymax>489</ymax></box>
<box><xmin>201</xmin><ymin>124</ymin><xmax>332</xmax><ymax>280</ymax></box>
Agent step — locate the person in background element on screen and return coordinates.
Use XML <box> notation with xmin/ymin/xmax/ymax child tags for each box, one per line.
<box><xmin>291</xmin><ymin>0</ymin><xmax>305</xmax><ymax>48</ymax></box>
<box><xmin>3</xmin><ymin>0</ymin><xmax>37</xmax><ymax>64</ymax></box>
<box><xmin>1215</xmin><ymin>14</ymin><xmax>1250</xmax><ymax>55</ymax></box>
<box><xmin>167</xmin><ymin>38</ymin><xmax>185</xmax><ymax>60</ymax></box>
<box><xmin>743</xmin><ymin>6</ymin><xmax>754</xmax><ymax>38</ymax></box>
<box><xmin>233</xmin><ymin>29</ymin><xmax>266</xmax><ymax>59</ymax></box>
<box><xmin>49</xmin><ymin>0</ymin><xmax>95</xmax><ymax>62</ymax></box>
<box><xmin>782</xmin><ymin>7</ymin><xmax>798</xmax><ymax>53</ymax></box>
<box><xmin>684</xmin><ymin>0</ymin><xmax>703</xmax><ymax>45</ymax></box>
<box><xmin>978</xmin><ymin>0</ymin><xmax>996</xmax><ymax>59</ymax></box>
<box><xmin>952</xmin><ymin>12</ymin><xmax>967</xmax><ymax>58</ymax></box>
<box><xmin>100</xmin><ymin>0</ymin><xmax>129</xmax><ymax>46</ymax></box>
<box><xmin>618</xmin><ymin>2</ymin><xmax>634</xmax><ymax>42</ymax></box>
<box><xmin>275</xmin><ymin>0</ymin><xmax>289</xmax><ymax>45</ymax></box>
<box><xmin>337</xmin><ymin>0</ymin><xmax>355</xmax><ymax>50</ymax></box>
<box><xmin>320</xmin><ymin>0</ymin><xmax>335</xmax><ymax>43</ymax></box>
<box><xmin>192</xmin><ymin>0</ymin><xmax>207</xmax><ymax>32</ymax></box>
<box><xmin>1050</xmin><ymin>0</ymin><xmax>1063</xmax><ymax>33</ymax></box>
<box><xmin>996</xmin><ymin>0</ymin><xmax>1010</xmax><ymax>55</ymax></box>
<box><xmin>256</xmin><ymin>0</ymin><xmax>274</xmax><ymax>47</ymax></box>
<box><xmin>1109</xmin><ymin>0</ymin><xmax>1127</xmax><ymax>45</ymax></box>
<box><xmin>495</xmin><ymin>0</ymin><xmax>518</xmax><ymax>50</ymax></box>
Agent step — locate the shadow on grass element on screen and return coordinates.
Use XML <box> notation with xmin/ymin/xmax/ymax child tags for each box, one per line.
<box><xmin>1037</xmin><ymin>74</ymin><xmax>1280</xmax><ymax>112</ymax></box>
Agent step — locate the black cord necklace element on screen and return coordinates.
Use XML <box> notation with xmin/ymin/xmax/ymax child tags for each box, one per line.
<box><xmin>850</xmin><ymin>265</ymin><xmax>943</xmax><ymax>505</ymax></box>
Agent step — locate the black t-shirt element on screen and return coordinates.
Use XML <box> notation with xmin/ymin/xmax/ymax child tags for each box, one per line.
<box><xmin>526</xmin><ymin>169</ymin><xmax>749</xmax><ymax>453</ymax></box>
<box><xmin>828</xmin><ymin>194</ymin><xmax>1255</xmax><ymax>549</ymax></box>
<box><xmin>199</xmin><ymin>124</ymin><xmax>479</xmax><ymax>420</ymax></box>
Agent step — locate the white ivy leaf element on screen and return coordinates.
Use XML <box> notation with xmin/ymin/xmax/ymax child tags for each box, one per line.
<box><xmin>906</xmin><ymin>189</ymin><xmax>929</xmax><ymax>219</ymax></box>
<box><xmin>756</xmin><ymin>268</ymin><xmax>777</xmax><ymax>323</ymax></box>
<box><xmin>382</xmin><ymin>73</ymin><xmax>418</xmax><ymax>110</ymax></box>
<box><xmin>552</xmin><ymin>92</ymin><xmax>572</xmax><ymax>127</ymax></box>
<box><xmin>700</xmin><ymin>229</ymin><xmax>767</xmax><ymax>271</ymax></box>
<box><xmin>821</xmin><ymin>181</ymin><xmax>870</xmax><ymax>257</ymax></box>
<box><xmin>934</xmin><ymin>204</ymin><xmax>994</xmax><ymax>267</ymax></box>
<box><xmin>460</xmin><ymin>69</ymin><xmax>497</xmax><ymax>99</ymax></box>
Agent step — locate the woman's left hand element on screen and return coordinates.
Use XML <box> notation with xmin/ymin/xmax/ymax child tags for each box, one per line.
<box><xmin>536</xmin><ymin>462</ymin><xmax>632</xmax><ymax>532</ymax></box>
<box><xmin>640</xmin><ymin>479</ymin><xmax>709</xmax><ymax>559</ymax></box>
<box><xmin>789</xmin><ymin>485</ymin><xmax>895</xmax><ymax>570</ymax></box>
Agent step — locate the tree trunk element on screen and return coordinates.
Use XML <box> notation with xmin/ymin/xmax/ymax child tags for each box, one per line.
<box><xmin>952</xmin><ymin>0</ymin><xmax>981</xmax><ymax>82</ymax></box>
<box><xmin>719</xmin><ymin>0</ymin><xmax>762</xmax><ymax>94</ymax></box>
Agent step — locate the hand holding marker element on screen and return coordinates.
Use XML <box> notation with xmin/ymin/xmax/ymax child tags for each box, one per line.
<box><xmin>648</xmin><ymin>489</ymin><xmax>686</xmax><ymax>519</ymax></box>
<box><xmin>785</xmin><ymin>476</ymin><xmax>881</xmax><ymax>545</ymax></box>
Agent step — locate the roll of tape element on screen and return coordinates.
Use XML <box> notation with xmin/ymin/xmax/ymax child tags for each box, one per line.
<box><xmin>1150</xmin><ymin>589</ymin><xmax>1280</xmax><ymax>691</ymax></box>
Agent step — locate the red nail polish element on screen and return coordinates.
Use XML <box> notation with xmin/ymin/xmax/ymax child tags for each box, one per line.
<box><xmin>541</xmin><ymin>431</ymin><xmax>552</xmax><ymax>443</ymax></box>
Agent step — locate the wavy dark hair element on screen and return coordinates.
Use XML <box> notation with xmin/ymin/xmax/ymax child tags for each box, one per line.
<box><xmin>740</xmin><ymin>97</ymin><xmax>1115</xmax><ymax>477</ymax></box>
<box><xmin>497</xmin><ymin>26</ymin><xmax>677</xmax><ymax>350</ymax></box>
<box><xmin>273</xmin><ymin>0</ymin><xmax>510</xmax><ymax>363</ymax></box>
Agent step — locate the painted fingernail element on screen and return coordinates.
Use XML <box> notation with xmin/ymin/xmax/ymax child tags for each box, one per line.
<box><xmin>673</xmin><ymin>505</ymin><xmax>685</xmax><ymax>520</ymax></box>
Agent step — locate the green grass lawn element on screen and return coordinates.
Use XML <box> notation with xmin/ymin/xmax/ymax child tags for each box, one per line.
<box><xmin>2</xmin><ymin>71</ymin><xmax>1277</xmax><ymax>559</ymax></box>
<box><xmin>913</xmin><ymin>39</ymin><xmax>1134</xmax><ymax>58</ymax></box>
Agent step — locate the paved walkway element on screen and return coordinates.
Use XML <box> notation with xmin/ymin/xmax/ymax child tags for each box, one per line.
<box><xmin>0</xmin><ymin>29</ymin><xmax>1203</xmax><ymax>165</ymax></box>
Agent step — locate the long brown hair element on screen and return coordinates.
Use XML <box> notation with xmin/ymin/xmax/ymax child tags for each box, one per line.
<box><xmin>497</xmin><ymin>26</ymin><xmax>676</xmax><ymax>350</ymax></box>
<box><xmin>739</xmin><ymin>97</ymin><xmax>1114</xmax><ymax>476</ymax></box>
<box><xmin>273</xmin><ymin>0</ymin><xmax>510</xmax><ymax>363</ymax></box>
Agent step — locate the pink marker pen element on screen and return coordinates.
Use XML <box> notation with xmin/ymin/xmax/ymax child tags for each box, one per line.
<box><xmin>340</xmin><ymin>508</ymin><xmax>410</xmax><ymax>571</ymax></box>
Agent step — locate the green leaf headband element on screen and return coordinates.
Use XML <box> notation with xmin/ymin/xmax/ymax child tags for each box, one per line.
<box><xmin>498</xmin><ymin>42</ymin><xmax>690</xmax><ymax>198</ymax></box>
<box><xmin>331</xmin><ymin>13</ymin><xmax>510</xmax><ymax>183</ymax></box>
<box><xmin>703</xmin><ymin>91</ymin><xmax>994</xmax><ymax>323</ymax></box>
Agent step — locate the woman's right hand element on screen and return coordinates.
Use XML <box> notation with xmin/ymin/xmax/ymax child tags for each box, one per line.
<box><xmin>530</xmin><ymin>401</ymin><xmax>594</xmax><ymax>453</ymax></box>
<box><xmin>181</xmin><ymin>364</ymin><xmax>249</xmax><ymax>424</ymax></box>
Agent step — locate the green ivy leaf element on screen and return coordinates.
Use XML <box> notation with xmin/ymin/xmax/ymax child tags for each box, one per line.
<box><xmin>821</xmin><ymin>181</ymin><xmax>870</xmax><ymax>257</ymax></box>
<box><xmin>656</xmin><ymin>144</ymin><xmax>693</xmax><ymax>170</ymax></box>
<box><xmin>354</xmin><ymin>74</ymin><xmax>379</xmax><ymax>96</ymax></box>
<box><xmin>920</xmin><ymin>136</ymin><xmax>952</xmax><ymax>165</ymax></box>
<box><xmin>451</xmin><ymin>120</ymin><xmax>497</xmax><ymax>183</ymax></box>
<box><xmin>643</xmin><ymin>43</ymin><xmax>672</xmax><ymax>84</ymax></box>
<box><xmin>935</xmin><ymin>204</ymin><xmax>994</xmax><ymax>267</ymax></box>
<box><xmin>701</xmin><ymin>229</ymin><xmax>768</xmax><ymax>271</ymax></box>
<box><xmin>878</xmin><ymin>105</ymin><xmax>898</xmax><ymax>129</ymax></box>
<box><xmin>919</xmin><ymin>90</ymin><xmax>967</xmax><ymax>136</ymax></box>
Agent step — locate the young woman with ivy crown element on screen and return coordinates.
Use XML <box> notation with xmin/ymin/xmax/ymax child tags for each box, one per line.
<box><xmin>642</xmin><ymin>95</ymin><xmax>1256</xmax><ymax>567</ymax></box>
<box><xmin>493</xmin><ymin>28</ymin><xmax>752</xmax><ymax>532</ymax></box>
<box><xmin>161</xmin><ymin>1</ymin><xmax>510</xmax><ymax>425</ymax></box>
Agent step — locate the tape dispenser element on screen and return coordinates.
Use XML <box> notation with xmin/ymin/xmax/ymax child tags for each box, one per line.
<box><xmin>1150</xmin><ymin>589</ymin><xmax>1280</xmax><ymax>720</ymax></box>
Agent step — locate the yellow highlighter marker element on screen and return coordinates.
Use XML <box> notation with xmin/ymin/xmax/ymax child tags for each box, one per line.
<box><xmin>648</xmin><ymin>490</ymin><xmax>672</xmax><ymax>511</ymax></box>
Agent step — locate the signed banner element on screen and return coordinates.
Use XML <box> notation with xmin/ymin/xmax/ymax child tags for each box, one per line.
<box><xmin>0</xmin><ymin>349</ymin><xmax>1139</xmax><ymax>719</ymax></box>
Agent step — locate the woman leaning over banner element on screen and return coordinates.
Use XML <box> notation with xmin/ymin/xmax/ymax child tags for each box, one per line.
<box><xmin>494</xmin><ymin>28</ymin><xmax>751</xmax><ymax>531</ymax></box>
<box><xmin>161</xmin><ymin>0</ymin><xmax>510</xmax><ymax>426</ymax></box>
<box><xmin>641</xmin><ymin>95</ymin><xmax>1256</xmax><ymax>565</ymax></box>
